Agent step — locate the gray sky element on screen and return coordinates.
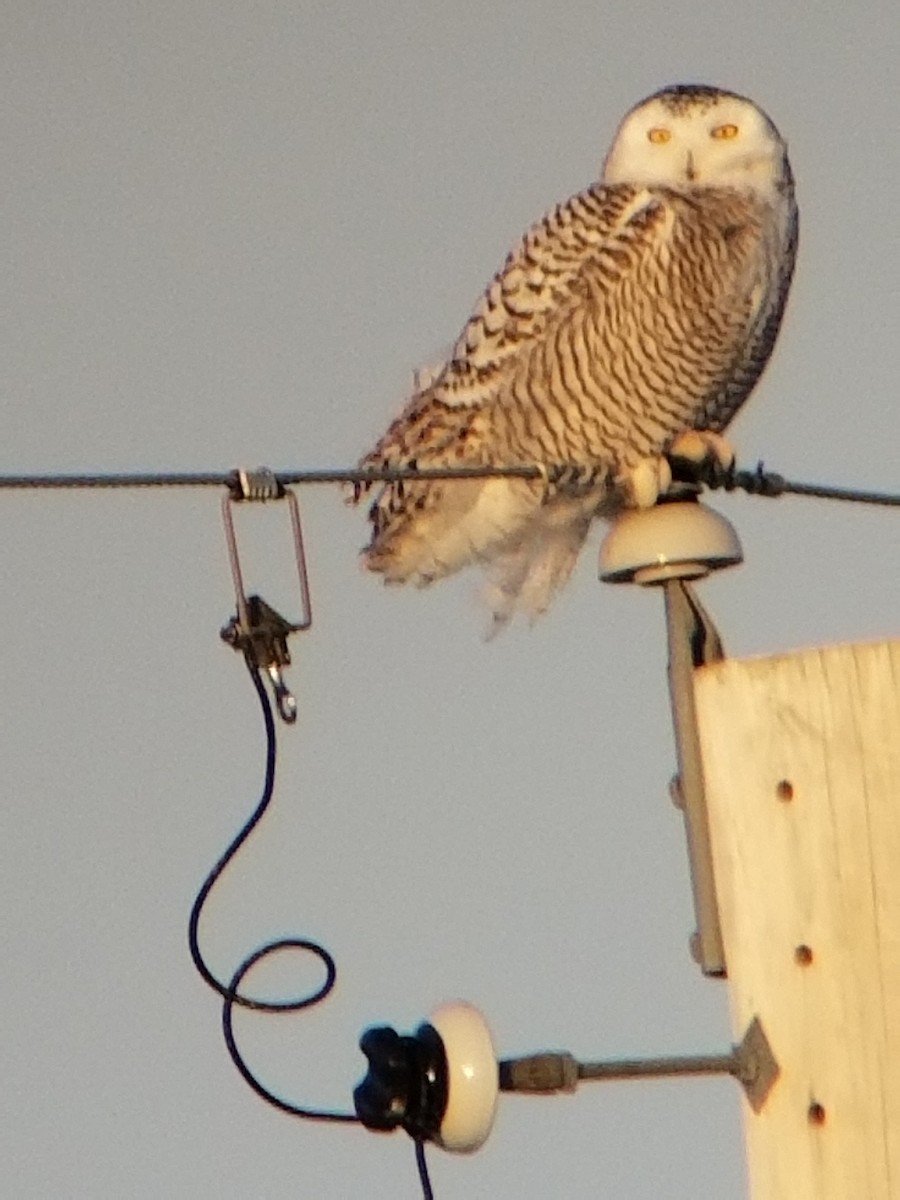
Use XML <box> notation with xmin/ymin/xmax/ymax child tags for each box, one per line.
<box><xmin>3</xmin><ymin>2</ymin><xmax>899</xmax><ymax>1197</ymax></box>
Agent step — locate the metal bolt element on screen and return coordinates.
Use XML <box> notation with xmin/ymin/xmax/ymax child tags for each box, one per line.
<box><xmin>688</xmin><ymin>931</ymin><xmax>703</xmax><ymax>964</ymax></box>
<box><xmin>669</xmin><ymin>774</ymin><xmax>685</xmax><ymax>809</ymax></box>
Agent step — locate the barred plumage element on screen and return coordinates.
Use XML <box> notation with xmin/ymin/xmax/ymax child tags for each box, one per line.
<box><xmin>354</xmin><ymin>84</ymin><xmax>798</xmax><ymax>628</ymax></box>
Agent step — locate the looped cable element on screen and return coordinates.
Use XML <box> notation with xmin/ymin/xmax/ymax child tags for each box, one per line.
<box><xmin>187</xmin><ymin>663</ymin><xmax>336</xmax><ymax>1013</ymax></box>
<box><xmin>188</xmin><ymin>660</ymin><xmax>356</xmax><ymax>1123</ymax></box>
<box><xmin>221</xmin><ymin>936</ymin><xmax>357</xmax><ymax>1125</ymax></box>
<box><xmin>189</xmin><ymin>661</ymin><xmax>438</xmax><ymax>1195</ymax></box>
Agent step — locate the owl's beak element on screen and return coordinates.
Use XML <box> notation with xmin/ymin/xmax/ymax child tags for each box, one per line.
<box><xmin>684</xmin><ymin>151</ymin><xmax>697</xmax><ymax>182</ymax></box>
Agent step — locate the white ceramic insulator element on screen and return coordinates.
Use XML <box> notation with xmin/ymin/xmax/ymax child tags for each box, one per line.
<box><xmin>598</xmin><ymin>501</ymin><xmax>743</xmax><ymax>585</ymax></box>
<box><xmin>428</xmin><ymin>1002</ymin><xmax>499</xmax><ymax>1153</ymax></box>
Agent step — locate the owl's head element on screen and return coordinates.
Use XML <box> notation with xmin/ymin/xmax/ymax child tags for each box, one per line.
<box><xmin>602</xmin><ymin>85</ymin><xmax>792</xmax><ymax>197</ymax></box>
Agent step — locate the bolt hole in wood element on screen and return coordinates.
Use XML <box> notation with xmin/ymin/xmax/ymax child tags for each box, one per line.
<box><xmin>775</xmin><ymin>779</ymin><xmax>794</xmax><ymax>801</ymax></box>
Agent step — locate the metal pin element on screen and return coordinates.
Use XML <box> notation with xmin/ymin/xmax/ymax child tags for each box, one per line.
<box><xmin>499</xmin><ymin>1015</ymin><xmax>779</xmax><ymax>1113</ymax></box>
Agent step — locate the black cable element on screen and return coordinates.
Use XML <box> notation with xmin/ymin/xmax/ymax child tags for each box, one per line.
<box><xmin>0</xmin><ymin>466</ymin><xmax>541</xmax><ymax>489</ymax></box>
<box><xmin>709</xmin><ymin>462</ymin><xmax>900</xmax><ymax>507</ymax></box>
<box><xmin>220</xmin><ymin>940</ymin><xmax>357</xmax><ymax>1125</ymax></box>
<box><xmin>780</xmin><ymin>479</ymin><xmax>900</xmax><ymax>506</ymax></box>
<box><xmin>0</xmin><ymin>462</ymin><xmax>897</xmax><ymax>506</ymax></box>
<box><xmin>187</xmin><ymin>664</ymin><xmax>333</xmax><ymax>1012</ymax></box>
<box><xmin>190</xmin><ymin>662</ymin><xmax>438</xmax><ymax>1200</ymax></box>
<box><xmin>188</xmin><ymin>661</ymin><xmax>355</xmax><ymax>1120</ymax></box>
<box><xmin>415</xmin><ymin>1140</ymin><xmax>435</xmax><ymax>1200</ymax></box>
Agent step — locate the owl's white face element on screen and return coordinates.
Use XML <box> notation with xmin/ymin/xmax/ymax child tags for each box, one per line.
<box><xmin>602</xmin><ymin>85</ymin><xmax>791</xmax><ymax>199</ymax></box>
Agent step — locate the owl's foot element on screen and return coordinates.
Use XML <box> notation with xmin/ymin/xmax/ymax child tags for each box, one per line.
<box><xmin>618</xmin><ymin>456</ymin><xmax>673</xmax><ymax>509</ymax></box>
<box><xmin>666</xmin><ymin>430</ymin><xmax>736</xmax><ymax>488</ymax></box>
<box><xmin>544</xmin><ymin>462</ymin><xmax>609</xmax><ymax>498</ymax></box>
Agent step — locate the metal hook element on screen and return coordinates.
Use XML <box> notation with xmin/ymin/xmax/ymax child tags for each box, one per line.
<box><xmin>220</xmin><ymin>468</ymin><xmax>313</xmax><ymax>722</ymax></box>
<box><xmin>265</xmin><ymin>663</ymin><xmax>298</xmax><ymax>723</ymax></box>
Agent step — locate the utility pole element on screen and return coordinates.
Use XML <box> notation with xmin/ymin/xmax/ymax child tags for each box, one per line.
<box><xmin>601</xmin><ymin>500</ymin><xmax>900</xmax><ymax>1199</ymax></box>
<box><xmin>696</xmin><ymin>638</ymin><xmax>900</xmax><ymax>1199</ymax></box>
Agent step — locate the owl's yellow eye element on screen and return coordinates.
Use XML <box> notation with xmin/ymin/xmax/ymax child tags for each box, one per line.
<box><xmin>647</xmin><ymin>127</ymin><xmax>671</xmax><ymax>145</ymax></box>
<box><xmin>711</xmin><ymin>123</ymin><xmax>739</xmax><ymax>140</ymax></box>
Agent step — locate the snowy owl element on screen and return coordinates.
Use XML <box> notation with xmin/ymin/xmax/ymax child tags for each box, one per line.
<box><xmin>353</xmin><ymin>84</ymin><xmax>798</xmax><ymax>628</ymax></box>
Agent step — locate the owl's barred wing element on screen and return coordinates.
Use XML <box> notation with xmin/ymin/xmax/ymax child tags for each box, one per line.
<box><xmin>358</xmin><ymin>179</ymin><xmax>774</xmax><ymax>486</ymax></box>
<box><xmin>482</xmin><ymin>184</ymin><xmax>786</xmax><ymax>471</ymax></box>
<box><xmin>435</xmin><ymin>184</ymin><xmax>652</xmax><ymax>395</ymax></box>
<box><xmin>356</xmin><ymin>182</ymin><xmax>651</xmax><ymax>475</ymax></box>
<box><xmin>353</xmin><ymin>183</ymin><xmax>662</xmax><ymax>583</ymax></box>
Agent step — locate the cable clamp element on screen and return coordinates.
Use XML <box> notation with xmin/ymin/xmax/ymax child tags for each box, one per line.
<box><xmin>229</xmin><ymin>466</ymin><xmax>285</xmax><ymax>502</ymax></box>
<box><xmin>220</xmin><ymin>468</ymin><xmax>313</xmax><ymax>723</ymax></box>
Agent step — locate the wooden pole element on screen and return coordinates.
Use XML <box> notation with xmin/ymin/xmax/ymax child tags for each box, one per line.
<box><xmin>693</xmin><ymin>638</ymin><xmax>900</xmax><ymax>1200</ymax></box>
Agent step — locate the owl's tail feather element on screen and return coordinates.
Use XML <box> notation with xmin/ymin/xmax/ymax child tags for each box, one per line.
<box><xmin>363</xmin><ymin>478</ymin><xmax>598</xmax><ymax>631</ymax></box>
<box><xmin>362</xmin><ymin>477</ymin><xmax>542</xmax><ymax>586</ymax></box>
<box><xmin>481</xmin><ymin>512</ymin><xmax>593</xmax><ymax>636</ymax></box>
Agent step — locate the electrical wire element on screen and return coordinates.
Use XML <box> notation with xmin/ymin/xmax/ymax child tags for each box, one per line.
<box><xmin>705</xmin><ymin>462</ymin><xmax>900</xmax><ymax>507</ymax></box>
<box><xmin>188</xmin><ymin>664</ymin><xmax>335</xmax><ymax>1013</ymax></box>
<box><xmin>189</xmin><ymin>660</ymin><xmax>436</xmax><ymax>1198</ymax></box>
<box><xmin>0</xmin><ymin>466</ymin><xmax>540</xmax><ymax>489</ymax></box>
<box><xmin>220</xmin><ymin>938</ymin><xmax>357</xmax><ymax>1125</ymax></box>
<box><xmin>415</xmin><ymin>1141</ymin><xmax>435</xmax><ymax>1200</ymax></box>
<box><xmin>189</xmin><ymin>662</ymin><xmax>355</xmax><ymax>1118</ymax></box>
<box><xmin>0</xmin><ymin>462</ymin><xmax>897</xmax><ymax>505</ymax></box>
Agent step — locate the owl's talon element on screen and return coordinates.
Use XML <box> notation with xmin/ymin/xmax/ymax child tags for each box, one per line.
<box><xmin>667</xmin><ymin>430</ymin><xmax>736</xmax><ymax>489</ymax></box>
<box><xmin>530</xmin><ymin>462</ymin><xmax>553</xmax><ymax>501</ymax></box>
<box><xmin>547</xmin><ymin>463</ymin><xmax>607</xmax><ymax>496</ymax></box>
<box><xmin>618</xmin><ymin>456</ymin><xmax>672</xmax><ymax>509</ymax></box>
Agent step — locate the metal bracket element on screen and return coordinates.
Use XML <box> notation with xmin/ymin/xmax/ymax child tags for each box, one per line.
<box><xmin>220</xmin><ymin>468</ymin><xmax>312</xmax><ymax>723</ymax></box>
<box><xmin>498</xmin><ymin>1014</ymin><xmax>780</xmax><ymax>1113</ymax></box>
<box><xmin>598</xmin><ymin>499</ymin><xmax>742</xmax><ymax>977</ymax></box>
<box><xmin>732</xmin><ymin>1015</ymin><xmax>780</xmax><ymax>1113</ymax></box>
<box><xmin>665</xmin><ymin>578</ymin><xmax>727</xmax><ymax>976</ymax></box>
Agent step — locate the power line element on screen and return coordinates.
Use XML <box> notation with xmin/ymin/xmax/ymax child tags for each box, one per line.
<box><xmin>0</xmin><ymin>466</ymin><xmax>540</xmax><ymax>490</ymax></box>
<box><xmin>0</xmin><ymin>463</ymin><xmax>896</xmax><ymax>506</ymax></box>
<box><xmin>715</xmin><ymin>466</ymin><xmax>900</xmax><ymax>508</ymax></box>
